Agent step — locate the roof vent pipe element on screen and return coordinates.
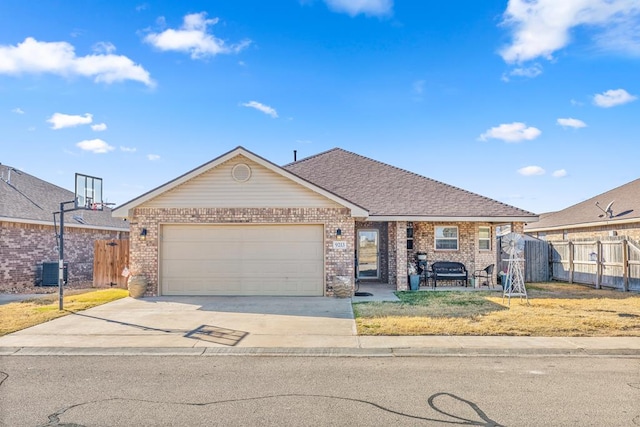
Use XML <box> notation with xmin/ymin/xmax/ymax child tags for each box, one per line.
<box><xmin>293</xmin><ymin>150</ymin><xmax>297</xmax><ymax>162</ymax></box>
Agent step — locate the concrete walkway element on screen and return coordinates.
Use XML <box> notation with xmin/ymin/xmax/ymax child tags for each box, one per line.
<box><xmin>1</xmin><ymin>288</ymin><xmax>640</xmax><ymax>357</ymax></box>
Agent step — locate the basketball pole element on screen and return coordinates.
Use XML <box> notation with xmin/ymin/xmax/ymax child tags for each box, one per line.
<box><xmin>56</xmin><ymin>200</ymin><xmax>77</xmax><ymax>311</ymax></box>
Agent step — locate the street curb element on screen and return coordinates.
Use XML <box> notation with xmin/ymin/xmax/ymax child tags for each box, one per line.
<box><xmin>2</xmin><ymin>346</ymin><xmax>639</xmax><ymax>357</ymax></box>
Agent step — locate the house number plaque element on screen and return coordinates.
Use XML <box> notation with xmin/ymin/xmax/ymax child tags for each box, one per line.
<box><xmin>332</xmin><ymin>241</ymin><xmax>348</xmax><ymax>250</ymax></box>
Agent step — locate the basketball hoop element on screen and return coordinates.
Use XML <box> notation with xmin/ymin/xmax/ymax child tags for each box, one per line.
<box><xmin>89</xmin><ymin>202</ymin><xmax>115</xmax><ymax>211</ymax></box>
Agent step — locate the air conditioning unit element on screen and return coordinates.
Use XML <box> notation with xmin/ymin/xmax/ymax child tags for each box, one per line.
<box><xmin>40</xmin><ymin>262</ymin><xmax>68</xmax><ymax>286</ymax></box>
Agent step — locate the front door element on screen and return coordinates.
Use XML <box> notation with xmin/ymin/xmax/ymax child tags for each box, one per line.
<box><xmin>357</xmin><ymin>229</ymin><xmax>379</xmax><ymax>279</ymax></box>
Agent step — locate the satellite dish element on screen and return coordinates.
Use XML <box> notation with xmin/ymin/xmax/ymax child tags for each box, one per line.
<box><xmin>605</xmin><ymin>201</ymin><xmax>614</xmax><ymax>217</ymax></box>
<box><xmin>596</xmin><ymin>200</ymin><xmax>615</xmax><ymax>218</ymax></box>
<box><xmin>501</xmin><ymin>232</ymin><xmax>524</xmax><ymax>256</ymax></box>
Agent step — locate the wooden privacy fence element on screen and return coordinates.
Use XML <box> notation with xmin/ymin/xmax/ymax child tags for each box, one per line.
<box><xmin>550</xmin><ymin>238</ymin><xmax>640</xmax><ymax>292</ymax></box>
<box><xmin>93</xmin><ymin>239</ymin><xmax>129</xmax><ymax>288</ymax></box>
<box><xmin>497</xmin><ymin>238</ymin><xmax>550</xmax><ymax>283</ymax></box>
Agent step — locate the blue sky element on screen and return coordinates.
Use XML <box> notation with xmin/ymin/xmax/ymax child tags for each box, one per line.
<box><xmin>1</xmin><ymin>0</ymin><xmax>639</xmax><ymax>214</ymax></box>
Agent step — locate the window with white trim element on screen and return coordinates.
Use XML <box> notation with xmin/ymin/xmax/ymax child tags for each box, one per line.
<box><xmin>478</xmin><ymin>226</ymin><xmax>491</xmax><ymax>251</ymax></box>
<box><xmin>435</xmin><ymin>226</ymin><xmax>458</xmax><ymax>250</ymax></box>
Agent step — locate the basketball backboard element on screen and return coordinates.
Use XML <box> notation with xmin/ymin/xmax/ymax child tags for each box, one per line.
<box><xmin>75</xmin><ymin>173</ymin><xmax>103</xmax><ymax>210</ymax></box>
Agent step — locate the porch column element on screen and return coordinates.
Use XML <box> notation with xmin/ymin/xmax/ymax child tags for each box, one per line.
<box><xmin>395</xmin><ymin>221</ymin><xmax>408</xmax><ymax>291</ymax></box>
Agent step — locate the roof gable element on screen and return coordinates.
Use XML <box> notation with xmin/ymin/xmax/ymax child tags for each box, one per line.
<box><xmin>526</xmin><ymin>178</ymin><xmax>640</xmax><ymax>231</ymax></box>
<box><xmin>113</xmin><ymin>147</ymin><xmax>368</xmax><ymax>218</ymax></box>
<box><xmin>284</xmin><ymin>148</ymin><xmax>536</xmax><ymax>221</ymax></box>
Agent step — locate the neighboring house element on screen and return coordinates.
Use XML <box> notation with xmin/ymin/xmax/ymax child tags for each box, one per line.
<box><xmin>525</xmin><ymin>178</ymin><xmax>640</xmax><ymax>242</ymax></box>
<box><xmin>112</xmin><ymin>147</ymin><xmax>536</xmax><ymax>297</ymax></box>
<box><xmin>0</xmin><ymin>164</ymin><xmax>129</xmax><ymax>292</ymax></box>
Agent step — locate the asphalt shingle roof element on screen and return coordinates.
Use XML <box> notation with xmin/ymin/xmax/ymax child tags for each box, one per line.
<box><xmin>284</xmin><ymin>148</ymin><xmax>535</xmax><ymax>219</ymax></box>
<box><xmin>525</xmin><ymin>178</ymin><xmax>640</xmax><ymax>231</ymax></box>
<box><xmin>0</xmin><ymin>164</ymin><xmax>128</xmax><ymax>230</ymax></box>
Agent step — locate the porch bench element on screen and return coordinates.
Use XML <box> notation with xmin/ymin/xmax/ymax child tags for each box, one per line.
<box><xmin>430</xmin><ymin>261</ymin><xmax>468</xmax><ymax>287</ymax></box>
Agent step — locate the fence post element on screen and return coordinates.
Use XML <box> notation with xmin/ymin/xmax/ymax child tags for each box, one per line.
<box><xmin>596</xmin><ymin>240</ymin><xmax>602</xmax><ymax>289</ymax></box>
<box><xmin>568</xmin><ymin>241</ymin><xmax>574</xmax><ymax>284</ymax></box>
<box><xmin>623</xmin><ymin>239</ymin><xmax>629</xmax><ymax>292</ymax></box>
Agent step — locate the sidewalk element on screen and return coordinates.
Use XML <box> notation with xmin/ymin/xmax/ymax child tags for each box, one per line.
<box><xmin>1</xmin><ymin>288</ymin><xmax>639</xmax><ymax>357</ymax></box>
<box><xmin>2</xmin><ymin>336</ymin><xmax>640</xmax><ymax>357</ymax></box>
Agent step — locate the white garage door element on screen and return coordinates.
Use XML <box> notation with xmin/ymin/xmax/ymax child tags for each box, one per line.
<box><xmin>161</xmin><ymin>224</ymin><xmax>324</xmax><ymax>296</ymax></box>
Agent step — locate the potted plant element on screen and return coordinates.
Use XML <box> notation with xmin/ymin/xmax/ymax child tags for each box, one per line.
<box><xmin>408</xmin><ymin>261</ymin><xmax>420</xmax><ymax>291</ymax></box>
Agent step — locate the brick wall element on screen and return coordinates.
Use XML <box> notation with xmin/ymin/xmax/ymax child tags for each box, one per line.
<box><xmin>407</xmin><ymin>221</ymin><xmax>501</xmax><ymax>286</ymax></box>
<box><xmin>393</xmin><ymin>221</ymin><xmax>408</xmax><ymax>290</ymax></box>
<box><xmin>0</xmin><ymin>221</ymin><xmax>128</xmax><ymax>292</ymax></box>
<box><xmin>129</xmin><ymin>207</ymin><xmax>355</xmax><ymax>296</ymax></box>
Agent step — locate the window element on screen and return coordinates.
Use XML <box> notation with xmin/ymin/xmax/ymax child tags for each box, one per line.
<box><xmin>478</xmin><ymin>226</ymin><xmax>491</xmax><ymax>250</ymax></box>
<box><xmin>435</xmin><ymin>226</ymin><xmax>458</xmax><ymax>250</ymax></box>
<box><xmin>406</xmin><ymin>222</ymin><xmax>414</xmax><ymax>250</ymax></box>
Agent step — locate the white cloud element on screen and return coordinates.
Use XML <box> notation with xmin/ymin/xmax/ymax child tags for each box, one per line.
<box><xmin>552</xmin><ymin>169</ymin><xmax>568</xmax><ymax>177</ymax></box>
<box><xmin>502</xmin><ymin>63</ymin><xmax>543</xmax><ymax>81</ymax></box>
<box><xmin>76</xmin><ymin>138</ymin><xmax>114</xmax><ymax>153</ymax></box>
<box><xmin>557</xmin><ymin>117</ymin><xmax>587</xmax><ymax>128</ymax></box>
<box><xmin>120</xmin><ymin>146</ymin><xmax>137</xmax><ymax>152</ymax></box>
<box><xmin>144</xmin><ymin>12</ymin><xmax>251</xmax><ymax>59</ymax></box>
<box><xmin>479</xmin><ymin>122</ymin><xmax>541</xmax><ymax>142</ymax></box>
<box><xmin>91</xmin><ymin>123</ymin><xmax>107</xmax><ymax>131</ymax></box>
<box><xmin>92</xmin><ymin>41</ymin><xmax>116</xmax><ymax>54</ymax></box>
<box><xmin>242</xmin><ymin>100</ymin><xmax>278</xmax><ymax>118</ymax></box>
<box><xmin>147</xmin><ymin>154</ymin><xmax>160</xmax><ymax>161</ymax></box>
<box><xmin>518</xmin><ymin>165</ymin><xmax>546</xmax><ymax>176</ymax></box>
<box><xmin>593</xmin><ymin>88</ymin><xmax>637</xmax><ymax>107</ymax></box>
<box><xmin>0</xmin><ymin>37</ymin><xmax>154</xmax><ymax>86</ymax></box>
<box><xmin>500</xmin><ymin>0</ymin><xmax>640</xmax><ymax>63</ymax></box>
<box><xmin>47</xmin><ymin>112</ymin><xmax>92</xmax><ymax>129</ymax></box>
<box><xmin>323</xmin><ymin>0</ymin><xmax>393</xmax><ymax>17</ymax></box>
<box><xmin>12</xmin><ymin>107</ymin><xmax>24</xmax><ymax>114</ymax></box>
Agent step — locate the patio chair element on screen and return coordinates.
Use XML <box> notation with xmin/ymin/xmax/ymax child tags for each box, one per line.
<box><xmin>473</xmin><ymin>264</ymin><xmax>495</xmax><ymax>288</ymax></box>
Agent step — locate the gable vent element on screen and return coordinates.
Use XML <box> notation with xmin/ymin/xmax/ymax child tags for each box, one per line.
<box><xmin>231</xmin><ymin>163</ymin><xmax>252</xmax><ymax>182</ymax></box>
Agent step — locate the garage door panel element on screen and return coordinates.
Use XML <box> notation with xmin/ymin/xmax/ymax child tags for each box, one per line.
<box><xmin>161</xmin><ymin>224</ymin><xmax>324</xmax><ymax>296</ymax></box>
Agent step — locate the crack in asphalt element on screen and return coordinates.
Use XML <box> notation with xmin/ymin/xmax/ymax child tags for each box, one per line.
<box><xmin>39</xmin><ymin>392</ymin><xmax>503</xmax><ymax>426</ymax></box>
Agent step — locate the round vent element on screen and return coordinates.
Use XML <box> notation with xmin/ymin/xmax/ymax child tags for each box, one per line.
<box><xmin>231</xmin><ymin>163</ymin><xmax>252</xmax><ymax>182</ymax></box>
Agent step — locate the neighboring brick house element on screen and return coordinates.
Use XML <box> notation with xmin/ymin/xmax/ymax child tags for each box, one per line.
<box><xmin>0</xmin><ymin>164</ymin><xmax>129</xmax><ymax>292</ymax></box>
<box><xmin>112</xmin><ymin>147</ymin><xmax>536</xmax><ymax>297</ymax></box>
<box><xmin>525</xmin><ymin>178</ymin><xmax>640</xmax><ymax>242</ymax></box>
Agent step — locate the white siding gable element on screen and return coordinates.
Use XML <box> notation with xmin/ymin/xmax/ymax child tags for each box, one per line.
<box><xmin>142</xmin><ymin>155</ymin><xmax>340</xmax><ymax>209</ymax></box>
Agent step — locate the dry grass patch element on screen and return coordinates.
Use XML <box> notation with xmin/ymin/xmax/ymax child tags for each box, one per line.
<box><xmin>0</xmin><ymin>288</ymin><xmax>129</xmax><ymax>336</ymax></box>
<box><xmin>354</xmin><ymin>283</ymin><xmax>640</xmax><ymax>336</ymax></box>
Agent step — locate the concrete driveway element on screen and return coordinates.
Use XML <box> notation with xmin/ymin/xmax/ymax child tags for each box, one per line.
<box><xmin>0</xmin><ymin>296</ymin><xmax>358</xmax><ymax>348</ymax></box>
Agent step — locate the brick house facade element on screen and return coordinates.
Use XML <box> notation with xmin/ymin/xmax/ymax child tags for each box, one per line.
<box><xmin>0</xmin><ymin>164</ymin><xmax>130</xmax><ymax>293</ymax></box>
<box><xmin>0</xmin><ymin>221</ymin><xmax>127</xmax><ymax>292</ymax></box>
<box><xmin>114</xmin><ymin>147</ymin><xmax>535</xmax><ymax>297</ymax></box>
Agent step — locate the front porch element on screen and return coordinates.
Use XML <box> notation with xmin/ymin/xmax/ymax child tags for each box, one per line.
<box><xmin>354</xmin><ymin>220</ymin><xmax>512</xmax><ymax>292</ymax></box>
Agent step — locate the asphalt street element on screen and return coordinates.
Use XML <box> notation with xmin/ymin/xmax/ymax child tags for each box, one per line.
<box><xmin>1</xmin><ymin>355</ymin><xmax>639</xmax><ymax>426</ymax></box>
